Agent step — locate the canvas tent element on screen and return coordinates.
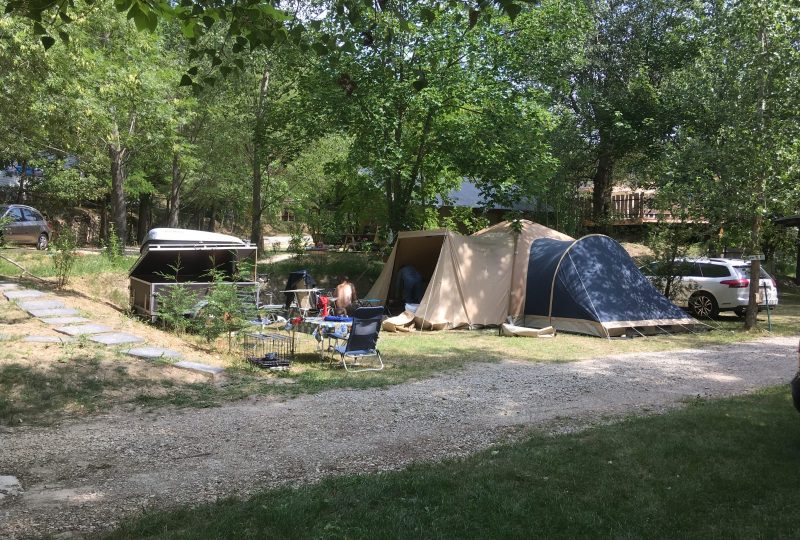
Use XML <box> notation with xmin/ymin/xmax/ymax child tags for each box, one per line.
<box><xmin>472</xmin><ymin>220</ymin><xmax>573</xmax><ymax>322</ymax></box>
<box><xmin>367</xmin><ymin>221</ymin><xmax>571</xmax><ymax>329</ymax></box>
<box><xmin>523</xmin><ymin>235</ymin><xmax>699</xmax><ymax>337</ymax></box>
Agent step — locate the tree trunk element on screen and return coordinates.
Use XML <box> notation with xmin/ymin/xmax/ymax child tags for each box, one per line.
<box><xmin>168</xmin><ymin>152</ymin><xmax>181</xmax><ymax>228</ymax></box>
<box><xmin>99</xmin><ymin>195</ymin><xmax>109</xmax><ymax>247</ymax></box>
<box><xmin>744</xmin><ymin>212</ymin><xmax>762</xmax><ymax>330</ymax></box>
<box><xmin>208</xmin><ymin>206</ymin><xmax>216</xmax><ymax>232</ymax></box>
<box><xmin>108</xmin><ymin>143</ymin><xmax>128</xmax><ymax>246</ymax></box>
<box><xmin>16</xmin><ymin>160</ymin><xmax>27</xmax><ymax>203</ymax></box>
<box><xmin>794</xmin><ymin>237</ymin><xmax>800</xmax><ymax>286</ymax></box>
<box><xmin>250</xmin><ymin>66</ymin><xmax>269</xmax><ymax>252</ymax></box>
<box><xmin>136</xmin><ymin>192</ymin><xmax>151</xmax><ymax>244</ymax></box>
<box><xmin>250</xmin><ymin>162</ymin><xmax>263</xmax><ymax>249</ymax></box>
<box><xmin>745</xmin><ymin>26</ymin><xmax>769</xmax><ymax>331</ymax></box>
<box><xmin>592</xmin><ymin>152</ymin><xmax>614</xmax><ymax>222</ymax></box>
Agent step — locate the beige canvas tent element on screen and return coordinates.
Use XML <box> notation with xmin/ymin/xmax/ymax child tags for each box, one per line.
<box><xmin>472</xmin><ymin>220</ymin><xmax>573</xmax><ymax>323</ymax></box>
<box><xmin>366</xmin><ymin>221</ymin><xmax>573</xmax><ymax>329</ymax></box>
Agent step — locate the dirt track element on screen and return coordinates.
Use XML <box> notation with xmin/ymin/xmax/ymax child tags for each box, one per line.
<box><xmin>0</xmin><ymin>336</ymin><xmax>796</xmax><ymax>539</ymax></box>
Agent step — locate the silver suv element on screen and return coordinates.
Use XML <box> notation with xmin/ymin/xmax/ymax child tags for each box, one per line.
<box><xmin>0</xmin><ymin>204</ymin><xmax>52</xmax><ymax>250</ymax></box>
<box><xmin>643</xmin><ymin>257</ymin><xmax>779</xmax><ymax>318</ymax></box>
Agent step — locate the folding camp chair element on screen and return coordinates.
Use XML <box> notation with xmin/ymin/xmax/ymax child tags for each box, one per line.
<box><xmin>328</xmin><ymin>306</ymin><xmax>384</xmax><ymax>372</ymax></box>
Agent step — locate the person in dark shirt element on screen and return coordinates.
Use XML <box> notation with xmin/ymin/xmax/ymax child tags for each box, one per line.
<box><xmin>395</xmin><ymin>265</ymin><xmax>424</xmax><ymax>304</ymax></box>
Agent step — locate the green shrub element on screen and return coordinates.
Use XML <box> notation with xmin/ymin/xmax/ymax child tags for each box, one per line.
<box><xmin>194</xmin><ymin>268</ymin><xmax>253</xmax><ymax>350</ymax></box>
<box><xmin>0</xmin><ymin>215</ymin><xmax>12</xmax><ymax>247</ymax></box>
<box><xmin>104</xmin><ymin>224</ymin><xmax>122</xmax><ymax>261</ymax></box>
<box><xmin>51</xmin><ymin>229</ymin><xmax>78</xmax><ymax>288</ymax></box>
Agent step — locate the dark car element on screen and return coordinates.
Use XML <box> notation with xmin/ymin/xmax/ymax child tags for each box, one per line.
<box><xmin>0</xmin><ymin>204</ymin><xmax>52</xmax><ymax>249</ymax></box>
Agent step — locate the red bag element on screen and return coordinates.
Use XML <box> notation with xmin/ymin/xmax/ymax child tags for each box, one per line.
<box><xmin>317</xmin><ymin>295</ymin><xmax>329</xmax><ymax>317</ymax></box>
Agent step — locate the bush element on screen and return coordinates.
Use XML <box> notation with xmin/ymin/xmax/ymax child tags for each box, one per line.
<box><xmin>52</xmin><ymin>230</ymin><xmax>78</xmax><ymax>288</ymax></box>
<box><xmin>194</xmin><ymin>268</ymin><xmax>253</xmax><ymax>350</ymax></box>
<box><xmin>104</xmin><ymin>224</ymin><xmax>122</xmax><ymax>261</ymax></box>
<box><xmin>157</xmin><ymin>285</ymin><xmax>197</xmax><ymax>336</ymax></box>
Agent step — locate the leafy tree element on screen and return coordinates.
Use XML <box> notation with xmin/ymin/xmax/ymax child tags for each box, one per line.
<box><xmin>39</xmin><ymin>6</ymin><xmax>180</xmax><ymax>244</ymax></box>
<box><xmin>657</xmin><ymin>0</ymin><xmax>800</xmax><ymax>329</ymax></box>
<box><xmin>515</xmin><ymin>0</ymin><xmax>701</xmax><ymax>222</ymax></box>
<box><xmin>327</xmin><ymin>2</ymin><xmax>551</xmax><ymax>234</ymax></box>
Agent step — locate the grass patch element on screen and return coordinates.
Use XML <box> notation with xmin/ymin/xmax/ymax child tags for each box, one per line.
<box><xmin>258</xmin><ymin>252</ymin><xmax>383</xmax><ymax>298</ymax></box>
<box><xmin>0</xmin><ymin>247</ymin><xmax>136</xmax><ymax>277</ymax></box>
<box><xmin>0</xmin><ymin>354</ymin><xmax>140</xmax><ymax>424</ymax></box>
<box><xmin>104</xmin><ymin>387</ymin><xmax>800</xmax><ymax>539</ymax></box>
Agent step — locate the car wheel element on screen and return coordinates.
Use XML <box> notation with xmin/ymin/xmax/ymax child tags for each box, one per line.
<box><xmin>689</xmin><ymin>292</ymin><xmax>719</xmax><ymax>319</ymax></box>
<box><xmin>734</xmin><ymin>306</ymin><xmax>747</xmax><ymax>318</ymax></box>
<box><xmin>36</xmin><ymin>233</ymin><xmax>48</xmax><ymax>250</ymax></box>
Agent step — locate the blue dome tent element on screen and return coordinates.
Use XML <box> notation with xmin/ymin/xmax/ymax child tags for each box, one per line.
<box><xmin>524</xmin><ymin>235</ymin><xmax>699</xmax><ymax>337</ymax></box>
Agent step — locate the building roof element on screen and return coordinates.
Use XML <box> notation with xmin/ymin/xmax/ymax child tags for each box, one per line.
<box><xmin>436</xmin><ymin>179</ymin><xmax>543</xmax><ymax>212</ymax></box>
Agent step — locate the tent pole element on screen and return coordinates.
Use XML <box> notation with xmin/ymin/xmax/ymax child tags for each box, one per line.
<box><xmin>446</xmin><ymin>234</ymin><xmax>473</xmax><ymax>329</ymax></box>
<box><xmin>567</xmin><ymin>252</ymin><xmax>611</xmax><ymax>340</ymax></box>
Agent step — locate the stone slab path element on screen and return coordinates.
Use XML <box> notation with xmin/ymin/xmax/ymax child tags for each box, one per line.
<box><xmin>54</xmin><ymin>324</ymin><xmax>114</xmax><ymax>336</ymax></box>
<box><xmin>27</xmin><ymin>308</ymin><xmax>79</xmax><ymax>318</ymax></box>
<box><xmin>16</xmin><ymin>300</ymin><xmax>65</xmax><ymax>311</ymax></box>
<box><xmin>39</xmin><ymin>317</ymin><xmax>91</xmax><ymax>325</ymax></box>
<box><xmin>173</xmin><ymin>360</ymin><xmax>225</xmax><ymax>377</ymax></box>
<box><xmin>3</xmin><ymin>290</ymin><xmax>46</xmax><ymax>300</ymax></box>
<box><xmin>2</xmin><ymin>284</ymin><xmax>222</xmax><ymax>379</ymax></box>
<box><xmin>0</xmin><ymin>336</ymin><xmax>796</xmax><ymax>539</ymax></box>
<box><xmin>123</xmin><ymin>347</ymin><xmax>182</xmax><ymax>359</ymax></box>
<box><xmin>22</xmin><ymin>335</ymin><xmax>73</xmax><ymax>344</ymax></box>
<box><xmin>89</xmin><ymin>332</ymin><xmax>145</xmax><ymax>346</ymax></box>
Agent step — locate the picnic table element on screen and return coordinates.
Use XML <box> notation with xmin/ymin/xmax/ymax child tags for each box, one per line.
<box><xmin>292</xmin><ymin>316</ymin><xmax>353</xmax><ymax>359</ymax></box>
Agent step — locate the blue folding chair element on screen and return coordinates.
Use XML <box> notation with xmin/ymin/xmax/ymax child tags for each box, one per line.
<box><xmin>329</xmin><ymin>306</ymin><xmax>384</xmax><ymax>372</ymax></box>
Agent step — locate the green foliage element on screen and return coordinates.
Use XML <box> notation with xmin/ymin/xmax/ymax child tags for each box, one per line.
<box><xmin>156</xmin><ymin>285</ymin><xmax>196</xmax><ymax>336</ymax></box>
<box><xmin>643</xmin><ymin>224</ymin><xmax>698</xmax><ymax>300</ymax></box>
<box><xmin>0</xmin><ymin>215</ymin><xmax>12</xmax><ymax>247</ymax></box>
<box><xmin>51</xmin><ymin>229</ymin><xmax>78</xmax><ymax>288</ymax></box>
<box><xmin>439</xmin><ymin>207</ymin><xmax>490</xmax><ymax>234</ymax></box>
<box><xmin>194</xmin><ymin>268</ymin><xmax>251</xmax><ymax>350</ymax></box>
<box><xmin>287</xmin><ymin>228</ymin><xmax>308</xmax><ymax>255</ymax></box>
<box><xmin>104</xmin><ymin>224</ymin><xmax>122</xmax><ymax>261</ymax></box>
<box><xmin>154</xmin><ymin>256</ymin><xmax>196</xmax><ymax>335</ymax></box>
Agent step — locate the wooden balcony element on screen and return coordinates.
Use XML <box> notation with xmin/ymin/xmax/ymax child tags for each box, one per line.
<box><xmin>583</xmin><ymin>192</ymin><xmax>697</xmax><ymax>226</ymax></box>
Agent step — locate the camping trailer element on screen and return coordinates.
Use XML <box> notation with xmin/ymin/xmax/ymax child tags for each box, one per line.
<box><xmin>129</xmin><ymin>228</ymin><xmax>257</xmax><ymax>321</ymax></box>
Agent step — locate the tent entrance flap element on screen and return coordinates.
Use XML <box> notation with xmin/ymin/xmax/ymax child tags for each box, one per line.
<box><xmin>387</xmin><ymin>234</ymin><xmax>446</xmax><ymax>307</ymax></box>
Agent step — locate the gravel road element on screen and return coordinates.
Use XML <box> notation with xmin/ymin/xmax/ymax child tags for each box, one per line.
<box><xmin>1</xmin><ymin>336</ymin><xmax>796</xmax><ymax>538</ymax></box>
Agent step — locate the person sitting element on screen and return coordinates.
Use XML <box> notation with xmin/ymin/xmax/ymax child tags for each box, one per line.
<box><xmin>334</xmin><ymin>275</ymin><xmax>357</xmax><ymax>315</ymax></box>
<box><xmin>395</xmin><ymin>265</ymin><xmax>425</xmax><ymax>304</ymax></box>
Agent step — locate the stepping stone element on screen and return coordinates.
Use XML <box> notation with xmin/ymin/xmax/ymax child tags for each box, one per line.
<box><xmin>173</xmin><ymin>361</ymin><xmax>225</xmax><ymax>378</ymax></box>
<box><xmin>17</xmin><ymin>299</ymin><xmax>66</xmax><ymax>311</ymax></box>
<box><xmin>122</xmin><ymin>347</ymin><xmax>182</xmax><ymax>360</ymax></box>
<box><xmin>39</xmin><ymin>316</ymin><xmax>91</xmax><ymax>325</ymax></box>
<box><xmin>0</xmin><ymin>475</ymin><xmax>22</xmax><ymax>501</ymax></box>
<box><xmin>4</xmin><ymin>290</ymin><xmax>47</xmax><ymax>299</ymax></box>
<box><xmin>28</xmin><ymin>308</ymin><xmax>80</xmax><ymax>318</ymax></box>
<box><xmin>23</xmin><ymin>335</ymin><xmax>73</xmax><ymax>344</ymax></box>
<box><xmin>55</xmin><ymin>324</ymin><xmax>114</xmax><ymax>336</ymax></box>
<box><xmin>89</xmin><ymin>332</ymin><xmax>145</xmax><ymax>345</ymax></box>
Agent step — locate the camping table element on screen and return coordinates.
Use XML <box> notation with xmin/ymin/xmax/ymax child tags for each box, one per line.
<box><xmin>291</xmin><ymin>317</ymin><xmax>353</xmax><ymax>359</ymax></box>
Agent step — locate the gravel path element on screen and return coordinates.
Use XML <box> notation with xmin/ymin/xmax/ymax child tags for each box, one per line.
<box><xmin>1</xmin><ymin>336</ymin><xmax>796</xmax><ymax>538</ymax></box>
